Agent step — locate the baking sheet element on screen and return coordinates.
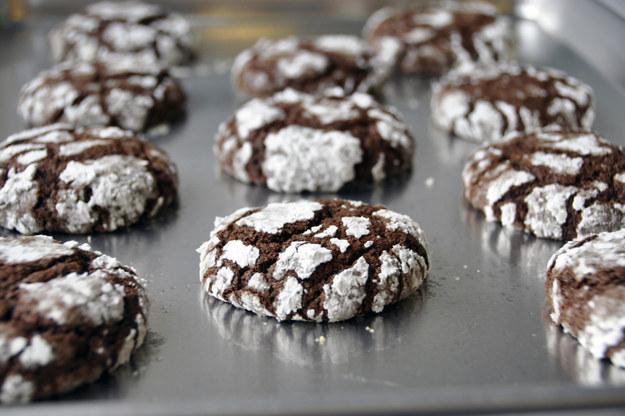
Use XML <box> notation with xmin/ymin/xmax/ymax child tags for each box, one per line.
<box><xmin>2</xmin><ymin>1</ymin><xmax>625</xmax><ymax>414</ymax></box>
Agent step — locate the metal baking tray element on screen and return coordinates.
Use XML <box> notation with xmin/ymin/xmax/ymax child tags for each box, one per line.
<box><xmin>2</xmin><ymin>0</ymin><xmax>625</xmax><ymax>414</ymax></box>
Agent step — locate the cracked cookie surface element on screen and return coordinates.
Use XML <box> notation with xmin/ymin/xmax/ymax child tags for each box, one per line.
<box><xmin>232</xmin><ymin>35</ymin><xmax>387</xmax><ymax>98</ymax></box>
<box><xmin>18</xmin><ymin>59</ymin><xmax>186</xmax><ymax>133</ymax></box>
<box><xmin>462</xmin><ymin>129</ymin><xmax>625</xmax><ymax>240</ymax></box>
<box><xmin>546</xmin><ymin>229</ymin><xmax>625</xmax><ymax>368</ymax></box>
<box><xmin>0</xmin><ymin>124</ymin><xmax>178</xmax><ymax>234</ymax></box>
<box><xmin>431</xmin><ymin>64</ymin><xmax>595</xmax><ymax>143</ymax></box>
<box><xmin>215</xmin><ymin>88</ymin><xmax>413</xmax><ymax>193</ymax></box>
<box><xmin>49</xmin><ymin>1</ymin><xmax>194</xmax><ymax>67</ymax></box>
<box><xmin>0</xmin><ymin>235</ymin><xmax>149</xmax><ymax>403</ymax></box>
<box><xmin>363</xmin><ymin>2</ymin><xmax>513</xmax><ymax>75</ymax></box>
<box><xmin>198</xmin><ymin>199</ymin><xmax>430</xmax><ymax>322</ymax></box>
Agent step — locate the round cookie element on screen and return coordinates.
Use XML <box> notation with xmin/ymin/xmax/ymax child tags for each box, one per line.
<box><xmin>0</xmin><ymin>235</ymin><xmax>149</xmax><ymax>403</ymax></box>
<box><xmin>215</xmin><ymin>88</ymin><xmax>413</xmax><ymax>193</ymax></box>
<box><xmin>431</xmin><ymin>64</ymin><xmax>595</xmax><ymax>143</ymax></box>
<box><xmin>363</xmin><ymin>2</ymin><xmax>513</xmax><ymax>75</ymax></box>
<box><xmin>49</xmin><ymin>1</ymin><xmax>193</xmax><ymax>67</ymax></box>
<box><xmin>0</xmin><ymin>124</ymin><xmax>178</xmax><ymax>234</ymax></box>
<box><xmin>198</xmin><ymin>199</ymin><xmax>430</xmax><ymax>322</ymax></box>
<box><xmin>546</xmin><ymin>229</ymin><xmax>625</xmax><ymax>368</ymax></box>
<box><xmin>18</xmin><ymin>59</ymin><xmax>186</xmax><ymax>134</ymax></box>
<box><xmin>462</xmin><ymin>129</ymin><xmax>625</xmax><ymax>240</ymax></box>
<box><xmin>231</xmin><ymin>35</ymin><xmax>387</xmax><ymax>98</ymax></box>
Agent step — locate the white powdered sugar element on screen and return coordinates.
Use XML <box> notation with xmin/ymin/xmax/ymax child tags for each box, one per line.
<box><xmin>373</xmin><ymin>209</ymin><xmax>430</xmax><ymax>251</ymax></box>
<box><xmin>56</xmin><ymin>155</ymin><xmax>158</xmax><ymax>233</ymax></box>
<box><xmin>275</xmin><ymin>276</ymin><xmax>304</xmax><ymax>321</ymax></box>
<box><xmin>0</xmin><ymin>235</ymin><xmax>73</xmax><ymax>264</ymax></box>
<box><xmin>0</xmin><ymin>143</ymin><xmax>46</xmax><ymax>163</ymax></box>
<box><xmin>277</xmin><ymin>51</ymin><xmax>328</xmax><ymax>79</ymax></box>
<box><xmin>208</xmin><ymin>267</ymin><xmax>235</xmax><ymax>300</ymax></box>
<box><xmin>0</xmin><ymin>374</ymin><xmax>34</xmax><ymax>404</ymax></box>
<box><xmin>524</xmin><ymin>184</ymin><xmax>577</xmax><ymax>239</ymax></box>
<box><xmin>373</xmin><ymin>251</ymin><xmax>400</xmax><ymax>313</ymax></box>
<box><xmin>499</xmin><ymin>202</ymin><xmax>517</xmax><ymax>227</ymax></box>
<box><xmin>404</xmin><ymin>27</ymin><xmax>435</xmax><ymax>44</ymax></box>
<box><xmin>547</xmin><ymin>229</ymin><xmax>625</xmax><ymax>368</ymax></box>
<box><xmin>304</xmin><ymin>99</ymin><xmax>360</xmax><ymax>124</ymax></box>
<box><xmin>323</xmin><ymin>257</ymin><xmax>369</xmax><ymax>321</ymax></box>
<box><xmin>235</xmin><ymin>98</ymin><xmax>285</xmax><ymax>139</ymax></box>
<box><xmin>248</xmin><ymin>273</ymin><xmax>270</xmax><ymax>292</ymax></box>
<box><xmin>526</xmin><ymin>152</ymin><xmax>583</xmax><ymax>175</ymax></box>
<box><xmin>314</xmin><ymin>225</ymin><xmax>338</xmax><ymax>238</ymax></box>
<box><xmin>19</xmin><ymin>271</ymin><xmax>126</xmax><ymax>326</ymax></box>
<box><xmin>104</xmin><ymin>88</ymin><xmax>153</xmax><ymax>132</ymax></box>
<box><xmin>0</xmin><ymin>165</ymin><xmax>41</xmax><ymax>234</ymax></box>
<box><xmin>219</xmin><ymin>240</ymin><xmax>260</xmax><ymax>268</ymax></box>
<box><xmin>580</xmin><ymin>289</ymin><xmax>625</xmax><ymax>367</ymax></box>
<box><xmin>550</xmin><ymin>229</ymin><xmax>625</xmax><ymax>277</ymax></box>
<box><xmin>18</xmin><ymin>335</ymin><xmax>54</xmax><ymax>369</ymax></box>
<box><xmin>313</xmin><ymin>35</ymin><xmax>367</xmax><ymax>57</ymax></box>
<box><xmin>342</xmin><ymin>216</ymin><xmax>371</xmax><ymax>239</ymax></box>
<box><xmin>273</xmin><ymin>242</ymin><xmax>333</xmax><ymax>280</ymax></box>
<box><xmin>543</xmin><ymin>133</ymin><xmax>612</xmax><ymax>156</ymax></box>
<box><xmin>485</xmin><ymin>167</ymin><xmax>535</xmax><ymax>207</ymax></box>
<box><xmin>236</xmin><ymin>200</ymin><xmax>322</xmax><ymax>234</ymax></box>
<box><xmin>368</xmin><ymin>107</ymin><xmax>413</xmax><ymax>149</ymax></box>
<box><xmin>59</xmin><ymin>139</ymin><xmax>110</xmax><ymax>157</ymax></box>
<box><xmin>262</xmin><ymin>126</ymin><xmax>363</xmax><ymax>192</ymax></box>
<box><xmin>330</xmin><ymin>238</ymin><xmax>350</xmax><ymax>253</ymax></box>
<box><xmin>413</xmin><ymin>9</ymin><xmax>453</xmax><ymax>27</ymax></box>
<box><xmin>0</xmin><ymin>335</ymin><xmax>27</xmax><ymax>365</ymax></box>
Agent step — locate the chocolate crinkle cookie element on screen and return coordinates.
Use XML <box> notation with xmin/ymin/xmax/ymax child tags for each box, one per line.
<box><xmin>546</xmin><ymin>229</ymin><xmax>625</xmax><ymax>368</ymax></box>
<box><xmin>215</xmin><ymin>88</ymin><xmax>413</xmax><ymax>193</ymax></box>
<box><xmin>0</xmin><ymin>124</ymin><xmax>178</xmax><ymax>234</ymax></box>
<box><xmin>231</xmin><ymin>35</ymin><xmax>387</xmax><ymax>98</ymax></box>
<box><xmin>18</xmin><ymin>59</ymin><xmax>186</xmax><ymax>134</ymax></box>
<box><xmin>431</xmin><ymin>64</ymin><xmax>595</xmax><ymax>143</ymax></box>
<box><xmin>462</xmin><ymin>129</ymin><xmax>625</xmax><ymax>240</ymax></box>
<box><xmin>363</xmin><ymin>1</ymin><xmax>513</xmax><ymax>75</ymax></box>
<box><xmin>198</xmin><ymin>200</ymin><xmax>430</xmax><ymax>322</ymax></box>
<box><xmin>0</xmin><ymin>235</ymin><xmax>149</xmax><ymax>403</ymax></box>
<box><xmin>49</xmin><ymin>1</ymin><xmax>194</xmax><ymax>67</ymax></box>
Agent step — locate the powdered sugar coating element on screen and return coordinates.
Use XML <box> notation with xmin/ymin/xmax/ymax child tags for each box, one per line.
<box><xmin>198</xmin><ymin>200</ymin><xmax>430</xmax><ymax>322</ymax></box>
<box><xmin>49</xmin><ymin>1</ymin><xmax>193</xmax><ymax>67</ymax></box>
<box><xmin>546</xmin><ymin>229</ymin><xmax>625</xmax><ymax>368</ymax></box>
<box><xmin>18</xmin><ymin>60</ymin><xmax>185</xmax><ymax>133</ymax></box>
<box><xmin>20</xmin><ymin>271</ymin><xmax>126</xmax><ymax>326</ymax></box>
<box><xmin>263</xmin><ymin>126</ymin><xmax>363</xmax><ymax>193</ymax></box>
<box><xmin>215</xmin><ymin>88</ymin><xmax>413</xmax><ymax>193</ymax></box>
<box><xmin>232</xmin><ymin>35</ymin><xmax>386</xmax><ymax>97</ymax></box>
<box><xmin>432</xmin><ymin>64</ymin><xmax>595</xmax><ymax>143</ymax></box>
<box><xmin>273</xmin><ymin>242</ymin><xmax>333</xmax><ymax>280</ymax></box>
<box><xmin>0</xmin><ymin>124</ymin><xmax>178</xmax><ymax>234</ymax></box>
<box><xmin>236</xmin><ymin>200</ymin><xmax>322</xmax><ymax>234</ymax></box>
<box><xmin>363</xmin><ymin>2</ymin><xmax>513</xmax><ymax>75</ymax></box>
<box><xmin>463</xmin><ymin>130</ymin><xmax>625</xmax><ymax>240</ymax></box>
<box><xmin>0</xmin><ymin>235</ymin><xmax>73</xmax><ymax>264</ymax></box>
<box><xmin>0</xmin><ymin>235</ymin><xmax>149</xmax><ymax>403</ymax></box>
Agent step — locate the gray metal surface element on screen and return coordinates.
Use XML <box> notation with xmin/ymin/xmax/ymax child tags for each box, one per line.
<box><xmin>2</xmin><ymin>1</ymin><xmax>625</xmax><ymax>414</ymax></box>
